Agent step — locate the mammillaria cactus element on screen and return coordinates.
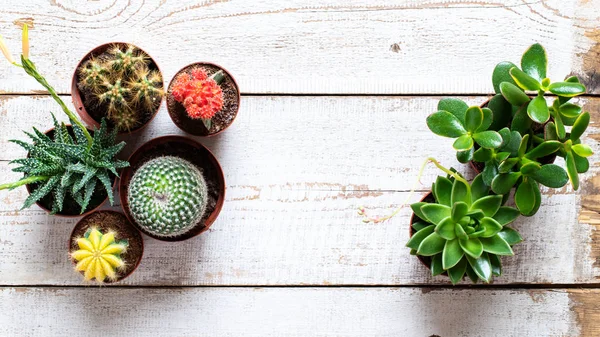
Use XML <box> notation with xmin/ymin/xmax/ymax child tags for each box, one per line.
<box><xmin>170</xmin><ymin>68</ymin><xmax>225</xmax><ymax>130</ymax></box>
<box><xmin>76</xmin><ymin>44</ymin><xmax>164</xmax><ymax>132</ymax></box>
<box><xmin>127</xmin><ymin>156</ymin><xmax>208</xmax><ymax>238</ymax></box>
<box><xmin>71</xmin><ymin>227</ymin><xmax>128</xmax><ymax>283</ymax></box>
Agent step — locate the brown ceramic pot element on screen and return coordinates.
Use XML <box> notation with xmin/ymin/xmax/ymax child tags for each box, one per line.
<box><xmin>69</xmin><ymin>210</ymin><xmax>143</xmax><ymax>283</ymax></box>
<box><xmin>71</xmin><ymin>42</ymin><xmax>164</xmax><ymax>134</ymax></box>
<box><xmin>119</xmin><ymin>136</ymin><xmax>226</xmax><ymax>241</ymax></box>
<box><xmin>167</xmin><ymin>62</ymin><xmax>240</xmax><ymax>137</ymax></box>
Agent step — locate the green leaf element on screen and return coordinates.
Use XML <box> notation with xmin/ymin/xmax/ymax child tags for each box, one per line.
<box><xmin>509</xmin><ymin>67</ymin><xmax>540</xmax><ymax>91</ymax></box>
<box><xmin>498</xmin><ymin>158</ymin><xmax>519</xmax><ymax>173</ymax></box>
<box><xmin>492</xmin><ymin>207</ymin><xmax>520</xmax><ymax>226</ymax></box>
<box><xmin>473</xmin><ymin>131</ymin><xmax>503</xmax><ymax>149</ymax></box>
<box><xmin>525</xmin><ymin>141</ymin><xmax>561</xmax><ymax>159</ymax></box>
<box><xmin>417</xmin><ymin>232</ymin><xmax>446</xmax><ymax>256</ymax></box>
<box><xmin>545</xmin><ymin>122</ymin><xmax>558</xmax><ymax>141</ymax></box>
<box><xmin>412</xmin><ymin>221</ymin><xmax>428</xmax><ymax>232</ymax></box>
<box><xmin>515</xmin><ymin>179</ymin><xmax>541</xmax><ymax>216</ymax></box>
<box><xmin>559</xmin><ymin>103</ymin><xmax>582</xmax><ymax>118</ymax></box>
<box><xmin>478</xmin><ymin>108</ymin><xmax>493</xmax><ymax>132</ymax></box>
<box><xmin>435</xmin><ymin>217</ymin><xmax>457</xmax><ymax>240</ymax></box>
<box><xmin>451</xmin><ymin>179</ymin><xmax>471</xmax><ymax>206</ymax></box>
<box><xmin>430</xmin><ymin>254</ymin><xmax>443</xmax><ymax>276</ymax></box>
<box><xmin>465</xmin><ymin>264</ymin><xmax>479</xmax><ymax>283</ymax></box>
<box><xmin>497</xmin><ymin>227</ymin><xmax>523</xmax><ymax>245</ymax></box>
<box><xmin>520</xmin><ymin>162</ymin><xmax>541</xmax><ymax>176</ymax></box>
<box><xmin>482</xmin><ymin>161</ymin><xmax>498</xmax><ymax>186</ymax></box>
<box><xmin>410</xmin><ymin>202</ymin><xmax>428</xmax><ymax>222</ymax></box>
<box><xmin>473</xmin><ymin>147</ymin><xmax>492</xmax><ymax>162</ymax></box>
<box><xmin>426</xmin><ymin>111</ymin><xmax>467</xmax><ymax>138</ymax></box>
<box><xmin>480</xmin><ymin>235</ymin><xmax>514</xmax><ymax>255</ymax></box>
<box><xmin>566</xmin><ymin>151</ymin><xmax>580</xmax><ymax>190</ymax></box>
<box><xmin>448</xmin><ymin>257</ymin><xmax>467</xmax><ymax>285</ymax></box>
<box><xmin>459</xmin><ymin>237</ymin><xmax>483</xmax><ymax>259</ymax></box>
<box><xmin>438</xmin><ymin>98</ymin><xmax>468</xmax><ymax>124</ymax></box>
<box><xmin>488</xmin><ymin>94</ymin><xmax>512</xmax><ymax>131</ymax></box>
<box><xmin>97</xmin><ymin>170</ymin><xmax>114</xmax><ymax>205</ymax></box>
<box><xmin>511</xmin><ymin>105</ymin><xmax>533</xmax><ymax>135</ymax></box>
<box><xmin>434</xmin><ymin>177</ymin><xmax>453</xmax><ymax>207</ymax></box>
<box><xmin>470</xmin><ymin>195</ymin><xmax>502</xmax><ymax>217</ymax></box>
<box><xmin>492</xmin><ymin>61</ymin><xmax>519</xmax><ymax>94</ymax></box>
<box><xmin>571</xmin><ymin>112</ymin><xmax>590</xmax><ymax>142</ymax></box>
<box><xmin>466</xmin><ymin>253</ymin><xmax>492</xmax><ymax>283</ymax></box>
<box><xmin>451</xmin><ymin>202</ymin><xmax>469</xmax><ymax>222</ymax></box>
<box><xmin>518</xmin><ymin>134</ymin><xmax>529</xmax><ymax>158</ymax></box>
<box><xmin>443</xmin><ymin>239</ymin><xmax>464</xmax><ymax>270</ymax></box>
<box><xmin>573</xmin><ymin>152</ymin><xmax>590</xmax><ymax>173</ymax></box>
<box><xmin>471</xmin><ymin>174</ymin><xmax>489</xmax><ymax>201</ymax></box>
<box><xmin>531</xmin><ymin>164</ymin><xmax>568</xmax><ymax>188</ymax></box>
<box><xmin>500</xmin><ymin>82</ymin><xmax>531</xmax><ymax>107</ymax></box>
<box><xmin>421</xmin><ymin>204</ymin><xmax>452</xmax><ymax>225</ymax></box>
<box><xmin>491</xmin><ymin>172</ymin><xmax>521</xmax><ymax>195</ymax></box>
<box><xmin>549</xmin><ymin>82</ymin><xmax>586</xmax><ymax>97</ymax></box>
<box><xmin>453</xmin><ymin>135</ymin><xmax>474</xmax><ymax>151</ymax></box>
<box><xmin>521</xmin><ymin>43</ymin><xmax>547</xmax><ymax>81</ymax></box>
<box><xmin>465</xmin><ymin>106</ymin><xmax>483</xmax><ymax>132</ymax></box>
<box><xmin>489</xmin><ymin>253</ymin><xmax>502</xmax><ymax>276</ymax></box>
<box><xmin>406</xmin><ymin>225</ymin><xmax>435</xmax><ymax>249</ymax></box>
<box><xmin>553</xmin><ymin>110</ymin><xmax>567</xmax><ymax>140</ymax></box>
<box><xmin>527</xmin><ymin>93</ymin><xmax>549</xmax><ymax>124</ymax></box>
<box><xmin>479</xmin><ymin>217</ymin><xmax>503</xmax><ymax>238</ymax></box>
<box><xmin>503</xmin><ymin>131</ymin><xmax>522</xmax><ymax>156</ymax></box>
<box><xmin>456</xmin><ymin>148</ymin><xmax>474</xmax><ymax>164</ymax></box>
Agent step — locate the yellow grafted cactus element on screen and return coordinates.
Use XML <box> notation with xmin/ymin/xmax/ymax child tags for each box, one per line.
<box><xmin>72</xmin><ymin>228</ymin><xmax>128</xmax><ymax>282</ymax></box>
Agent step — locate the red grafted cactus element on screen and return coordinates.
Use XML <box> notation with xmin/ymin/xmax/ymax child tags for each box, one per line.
<box><xmin>171</xmin><ymin>68</ymin><xmax>225</xmax><ymax>129</ymax></box>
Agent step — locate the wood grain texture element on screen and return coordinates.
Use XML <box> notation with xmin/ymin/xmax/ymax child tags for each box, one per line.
<box><xmin>0</xmin><ymin>287</ymin><xmax>589</xmax><ymax>337</ymax></box>
<box><xmin>0</xmin><ymin>0</ymin><xmax>598</xmax><ymax>94</ymax></box>
<box><xmin>0</xmin><ymin>95</ymin><xmax>599</xmax><ymax>286</ymax></box>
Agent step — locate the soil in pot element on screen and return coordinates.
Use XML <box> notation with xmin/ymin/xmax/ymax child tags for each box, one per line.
<box><xmin>72</xmin><ymin>42</ymin><xmax>164</xmax><ymax>133</ymax></box>
<box><xmin>119</xmin><ymin>136</ymin><xmax>225</xmax><ymax>241</ymax></box>
<box><xmin>167</xmin><ymin>63</ymin><xmax>240</xmax><ymax>136</ymax></box>
<box><xmin>70</xmin><ymin>210</ymin><xmax>143</xmax><ymax>283</ymax></box>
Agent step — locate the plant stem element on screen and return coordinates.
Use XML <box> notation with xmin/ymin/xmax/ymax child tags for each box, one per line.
<box><xmin>20</xmin><ymin>56</ymin><xmax>93</xmax><ymax>148</ymax></box>
<box><xmin>0</xmin><ymin>175</ymin><xmax>49</xmax><ymax>190</ymax></box>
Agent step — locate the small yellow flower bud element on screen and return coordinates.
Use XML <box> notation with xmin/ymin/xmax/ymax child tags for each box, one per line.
<box><xmin>0</xmin><ymin>35</ymin><xmax>15</xmax><ymax>64</ymax></box>
<box><xmin>22</xmin><ymin>24</ymin><xmax>29</xmax><ymax>60</ymax></box>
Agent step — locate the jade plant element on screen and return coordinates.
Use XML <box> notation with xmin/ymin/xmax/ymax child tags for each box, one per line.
<box><xmin>71</xmin><ymin>227</ymin><xmax>128</xmax><ymax>282</ymax></box>
<box><xmin>0</xmin><ymin>24</ymin><xmax>128</xmax><ymax>214</ymax></box>
<box><xmin>407</xmin><ymin>170</ymin><xmax>522</xmax><ymax>284</ymax></box>
<box><xmin>77</xmin><ymin>44</ymin><xmax>164</xmax><ymax>131</ymax></box>
<box><xmin>426</xmin><ymin>43</ymin><xmax>593</xmax><ymax>215</ymax></box>
<box><xmin>170</xmin><ymin>68</ymin><xmax>225</xmax><ymax>130</ymax></box>
<box><xmin>127</xmin><ymin>156</ymin><xmax>208</xmax><ymax>238</ymax></box>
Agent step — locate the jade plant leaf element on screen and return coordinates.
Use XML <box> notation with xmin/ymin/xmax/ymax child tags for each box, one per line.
<box><xmin>511</xmin><ymin>105</ymin><xmax>533</xmax><ymax>135</ymax></box>
<box><xmin>548</xmin><ymin>82</ymin><xmax>586</xmax><ymax>97</ymax></box>
<box><xmin>465</xmin><ymin>106</ymin><xmax>483</xmax><ymax>132</ymax></box>
<box><xmin>521</xmin><ymin>43</ymin><xmax>547</xmax><ymax>82</ymax></box>
<box><xmin>473</xmin><ymin>131</ymin><xmax>503</xmax><ymax>149</ymax></box>
<box><xmin>492</xmin><ymin>207</ymin><xmax>520</xmax><ymax>226</ymax></box>
<box><xmin>559</xmin><ymin>103</ymin><xmax>582</xmax><ymax>118</ymax></box>
<box><xmin>572</xmin><ymin>144</ymin><xmax>593</xmax><ymax>158</ymax></box>
<box><xmin>438</xmin><ymin>98</ymin><xmax>468</xmax><ymax>124</ymax></box>
<box><xmin>453</xmin><ymin>134</ymin><xmax>474</xmax><ymax>151</ymax></box>
<box><xmin>421</xmin><ymin>204</ymin><xmax>451</xmax><ymax>225</ymax></box>
<box><xmin>478</xmin><ymin>108</ymin><xmax>494</xmax><ymax>132</ymax></box>
<box><xmin>491</xmin><ymin>172</ymin><xmax>521</xmax><ymax>195</ymax></box>
<box><xmin>509</xmin><ymin>67</ymin><xmax>540</xmax><ymax>91</ymax></box>
<box><xmin>431</xmin><ymin>254</ymin><xmax>444</xmax><ymax>276</ymax></box>
<box><xmin>573</xmin><ymin>152</ymin><xmax>590</xmax><ymax>173</ymax></box>
<box><xmin>525</xmin><ymin>141</ymin><xmax>561</xmax><ymax>159</ymax></box>
<box><xmin>426</xmin><ymin>111</ymin><xmax>467</xmax><ymax>138</ymax></box>
<box><xmin>456</xmin><ymin>148</ymin><xmax>474</xmax><ymax>163</ymax></box>
<box><xmin>482</xmin><ymin>161</ymin><xmax>498</xmax><ymax>186</ymax></box>
<box><xmin>492</xmin><ymin>61</ymin><xmax>519</xmax><ymax>94</ymax></box>
<box><xmin>473</xmin><ymin>148</ymin><xmax>492</xmax><ymax>162</ymax></box>
<box><xmin>466</xmin><ymin>253</ymin><xmax>492</xmax><ymax>282</ymax></box>
<box><xmin>515</xmin><ymin>179</ymin><xmax>541</xmax><ymax>216</ymax></box>
<box><xmin>520</xmin><ymin>162</ymin><xmax>541</xmax><ymax>176</ymax></box>
<box><xmin>434</xmin><ymin>176</ymin><xmax>453</xmax><ymax>207</ymax></box>
<box><xmin>435</xmin><ymin>217</ymin><xmax>457</xmax><ymax>240</ymax></box>
<box><xmin>417</xmin><ymin>232</ymin><xmax>446</xmax><ymax>256</ymax></box>
<box><xmin>497</xmin><ymin>227</ymin><xmax>523</xmax><ymax>245</ymax></box>
<box><xmin>480</xmin><ymin>235</ymin><xmax>514</xmax><ymax>255</ymax></box>
<box><xmin>566</xmin><ymin>151</ymin><xmax>579</xmax><ymax>190</ymax></box>
<box><xmin>460</xmin><ymin>237</ymin><xmax>483</xmax><ymax>259</ymax></box>
<box><xmin>443</xmin><ymin>239</ymin><xmax>464</xmax><ymax>270</ymax></box>
<box><xmin>545</xmin><ymin>122</ymin><xmax>558</xmax><ymax>141</ymax></box>
<box><xmin>531</xmin><ymin>164</ymin><xmax>568</xmax><ymax>188</ymax></box>
<box><xmin>471</xmin><ymin>174</ymin><xmax>489</xmax><ymax>201</ymax></box>
<box><xmin>527</xmin><ymin>93</ymin><xmax>549</xmax><ymax>124</ymax></box>
<box><xmin>470</xmin><ymin>195</ymin><xmax>502</xmax><ymax>217</ymax></box>
<box><xmin>451</xmin><ymin>179</ymin><xmax>471</xmax><ymax>206</ymax></box>
<box><xmin>571</xmin><ymin>112</ymin><xmax>590</xmax><ymax>142</ymax></box>
<box><xmin>500</xmin><ymin>82</ymin><xmax>530</xmax><ymax>107</ymax></box>
<box><xmin>406</xmin><ymin>225</ymin><xmax>435</xmax><ymax>249</ymax></box>
<box><xmin>487</xmin><ymin>94</ymin><xmax>512</xmax><ymax>131</ymax></box>
<box><xmin>448</xmin><ymin>257</ymin><xmax>467</xmax><ymax>285</ymax></box>
<box><xmin>498</xmin><ymin>158</ymin><xmax>519</xmax><ymax>173</ymax></box>
<box><xmin>479</xmin><ymin>217</ymin><xmax>503</xmax><ymax>238</ymax></box>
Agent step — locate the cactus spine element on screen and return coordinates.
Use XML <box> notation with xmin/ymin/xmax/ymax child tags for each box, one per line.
<box><xmin>127</xmin><ymin>156</ymin><xmax>208</xmax><ymax>238</ymax></box>
<box><xmin>71</xmin><ymin>227</ymin><xmax>128</xmax><ymax>283</ymax></box>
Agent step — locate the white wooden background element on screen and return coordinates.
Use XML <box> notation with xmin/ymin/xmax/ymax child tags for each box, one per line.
<box><xmin>1</xmin><ymin>1</ymin><xmax>600</xmax><ymax>336</ymax></box>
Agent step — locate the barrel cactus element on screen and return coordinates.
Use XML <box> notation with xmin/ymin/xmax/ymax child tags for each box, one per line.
<box><xmin>127</xmin><ymin>156</ymin><xmax>208</xmax><ymax>238</ymax></box>
<box><xmin>71</xmin><ymin>227</ymin><xmax>128</xmax><ymax>283</ymax></box>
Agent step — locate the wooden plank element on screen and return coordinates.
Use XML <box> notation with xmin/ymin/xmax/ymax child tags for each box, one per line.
<box><xmin>0</xmin><ymin>95</ymin><xmax>599</xmax><ymax>285</ymax></box>
<box><xmin>0</xmin><ymin>1</ymin><xmax>598</xmax><ymax>94</ymax></box>
<box><xmin>0</xmin><ymin>287</ymin><xmax>591</xmax><ymax>336</ymax></box>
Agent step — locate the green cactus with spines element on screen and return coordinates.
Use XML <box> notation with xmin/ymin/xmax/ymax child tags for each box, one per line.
<box><xmin>106</xmin><ymin>44</ymin><xmax>148</xmax><ymax>72</ymax></box>
<box><xmin>128</xmin><ymin>64</ymin><xmax>164</xmax><ymax>110</ymax></box>
<box><xmin>78</xmin><ymin>57</ymin><xmax>109</xmax><ymax>91</ymax></box>
<box><xmin>96</xmin><ymin>79</ymin><xmax>130</xmax><ymax>116</ymax></box>
<box><xmin>127</xmin><ymin>156</ymin><xmax>208</xmax><ymax>238</ymax></box>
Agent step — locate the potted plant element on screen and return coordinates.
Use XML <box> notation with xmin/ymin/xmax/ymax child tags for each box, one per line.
<box><xmin>167</xmin><ymin>62</ymin><xmax>240</xmax><ymax>136</ymax></box>
<box><xmin>119</xmin><ymin>136</ymin><xmax>225</xmax><ymax>241</ymax></box>
<box><xmin>70</xmin><ymin>210</ymin><xmax>143</xmax><ymax>283</ymax></box>
<box><xmin>0</xmin><ymin>25</ymin><xmax>128</xmax><ymax>216</ymax></box>
<box><xmin>72</xmin><ymin>42</ymin><xmax>164</xmax><ymax>133</ymax></box>
<box><xmin>425</xmin><ymin>43</ymin><xmax>593</xmax><ymax>215</ymax></box>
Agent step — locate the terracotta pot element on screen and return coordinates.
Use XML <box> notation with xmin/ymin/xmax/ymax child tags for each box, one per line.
<box><xmin>71</xmin><ymin>42</ymin><xmax>164</xmax><ymax>134</ymax></box>
<box><xmin>25</xmin><ymin>126</ymin><xmax>111</xmax><ymax>217</ymax></box>
<box><xmin>119</xmin><ymin>136</ymin><xmax>226</xmax><ymax>241</ymax></box>
<box><xmin>409</xmin><ymin>192</ymin><xmax>444</xmax><ymax>273</ymax></box>
<box><xmin>167</xmin><ymin>62</ymin><xmax>240</xmax><ymax>137</ymax></box>
<box><xmin>69</xmin><ymin>210</ymin><xmax>143</xmax><ymax>283</ymax></box>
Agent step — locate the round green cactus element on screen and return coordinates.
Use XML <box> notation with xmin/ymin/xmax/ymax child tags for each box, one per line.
<box><xmin>127</xmin><ymin>156</ymin><xmax>208</xmax><ymax>238</ymax></box>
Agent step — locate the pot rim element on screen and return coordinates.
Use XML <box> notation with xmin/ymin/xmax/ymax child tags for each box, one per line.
<box><xmin>167</xmin><ymin>61</ymin><xmax>240</xmax><ymax>137</ymax></box>
<box><xmin>70</xmin><ymin>41</ymin><xmax>164</xmax><ymax>135</ymax></box>
<box><xmin>118</xmin><ymin>135</ymin><xmax>226</xmax><ymax>241</ymax></box>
